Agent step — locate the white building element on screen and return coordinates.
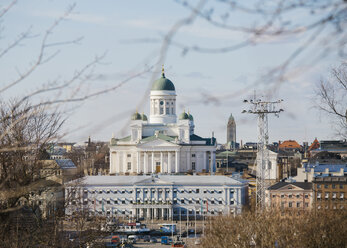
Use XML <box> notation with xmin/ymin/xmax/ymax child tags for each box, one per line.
<box><xmin>109</xmin><ymin>68</ymin><xmax>216</xmax><ymax>175</ymax></box>
<box><xmin>65</xmin><ymin>175</ymin><xmax>248</xmax><ymax>219</ymax></box>
<box><xmin>255</xmin><ymin>149</ymin><xmax>278</xmax><ymax>181</ymax></box>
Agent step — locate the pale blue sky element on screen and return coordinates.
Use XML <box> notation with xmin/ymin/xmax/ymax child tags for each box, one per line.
<box><xmin>0</xmin><ymin>0</ymin><xmax>343</xmax><ymax>144</ymax></box>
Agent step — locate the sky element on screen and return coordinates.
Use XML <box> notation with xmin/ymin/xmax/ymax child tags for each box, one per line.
<box><xmin>0</xmin><ymin>0</ymin><xmax>344</xmax><ymax>145</ymax></box>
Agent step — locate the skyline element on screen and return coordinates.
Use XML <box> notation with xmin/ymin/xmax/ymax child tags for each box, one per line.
<box><xmin>0</xmin><ymin>0</ymin><xmax>344</xmax><ymax>145</ymax></box>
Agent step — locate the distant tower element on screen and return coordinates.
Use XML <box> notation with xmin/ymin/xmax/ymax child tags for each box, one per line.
<box><xmin>227</xmin><ymin>114</ymin><xmax>236</xmax><ymax>149</ymax></box>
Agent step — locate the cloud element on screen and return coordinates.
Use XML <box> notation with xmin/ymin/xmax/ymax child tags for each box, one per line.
<box><xmin>183</xmin><ymin>71</ymin><xmax>212</xmax><ymax>79</ymax></box>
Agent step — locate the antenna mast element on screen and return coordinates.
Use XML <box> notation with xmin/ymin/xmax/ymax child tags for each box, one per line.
<box><xmin>242</xmin><ymin>96</ymin><xmax>283</xmax><ymax>210</ymax></box>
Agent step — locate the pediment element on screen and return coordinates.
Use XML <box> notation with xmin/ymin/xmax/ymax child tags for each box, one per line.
<box><xmin>278</xmin><ymin>184</ymin><xmax>303</xmax><ymax>191</ymax></box>
<box><xmin>137</xmin><ymin>138</ymin><xmax>178</xmax><ymax>148</ymax></box>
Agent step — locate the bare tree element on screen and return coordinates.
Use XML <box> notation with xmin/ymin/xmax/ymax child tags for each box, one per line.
<box><xmin>316</xmin><ymin>63</ymin><xmax>347</xmax><ymax>138</ymax></box>
<box><xmin>202</xmin><ymin>209</ymin><xmax>347</xmax><ymax>248</ymax></box>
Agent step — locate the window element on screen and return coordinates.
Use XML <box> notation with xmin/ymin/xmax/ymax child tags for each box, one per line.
<box><xmin>296</xmin><ymin>194</ymin><xmax>300</xmax><ymax>199</ymax></box>
<box><xmin>99</xmin><ymin>190</ymin><xmax>103</xmax><ymax>194</ymax></box>
<box><xmin>188</xmin><ymin>189</ymin><xmax>192</xmax><ymax>193</ymax></box>
<box><xmin>160</xmin><ymin>100</ymin><xmax>164</xmax><ymax>105</ymax></box>
<box><xmin>192</xmin><ymin>162</ymin><xmax>196</xmax><ymax>171</ymax></box>
<box><xmin>230</xmin><ymin>200</ymin><xmax>234</xmax><ymax>205</ymax></box>
<box><xmin>296</xmin><ymin>202</ymin><xmax>300</xmax><ymax>208</ymax></box>
<box><xmin>203</xmin><ymin>189</ymin><xmax>207</xmax><ymax>193</ymax></box>
<box><xmin>317</xmin><ymin>193</ymin><xmax>321</xmax><ymax>199</ymax></box>
<box><xmin>160</xmin><ymin>107</ymin><xmax>163</xmax><ymax>114</ymax></box>
<box><xmin>192</xmin><ymin>154</ymin><xmax>196</xmax><ymax>158</ymax></box>
<box><xmin>171</xmin><ymin>107</ymin><xmax>174</xmax><ymax>114</ymax></box>
<box><xmin>324</xmin><ymin>184</ymin><xmax>329</xmax><ymax>189</ymax></box>
<box><xmin>196</xmin><ymin>199</ymin><xmax>200</xmax><ymax>204</ymax></box>
<box><xmin>196</xmin><ymin>189</ymin><xmax>199</xmax><ymax>193</ymax></box>
<box><xmin>305</xmin><ymin>203</ymin><xmax>308</xmax><ymax>208</ymax></box>
<box><xmin>166</xmin><ymin>107</ymin><xmax>169</xmax><ymax>114</ymax></box>
<box><xmin>127</xmin><ymin>162</ymin><xmax>131</xmax><ymax>170</ymax></box>
<box><xmin>122</xmin><ymin>200</ymin><xmax>125</xmax><ymax>204</ymax></box>
<box><xmin>106</xmin><ymin>189</ymin><xmax>110</xmax><ymax>194</ymax></box>
<box><xmin>219</xmin><ymin>200</ymin><xmax>222</xmax><ymax>205</ymax></box>
<box><xmin>211</xmin><ymin>190</ymin><xmax>214</xmax><ymax>194</ymax></box>
<box><xmin>281</xmin><ymin>194</ymin><xmax>284</xmax><ymax>198</ymax></box>
<box><xmin>341</xmin><ymin>193</ymin><xmax>344</xmax><ymax>199</ymax></box>
<box><xmin>114</xmin><ymin>200</ymin><xmax>118</xmax><ymax>204</ymax></box>
<box><xmin>127</xmin><ymin>154</ymin><xmax>131</xmax><ymax>158</ymax></box>
<box><xmin>333</xmin><ymin>192</ymin><xmax>337</xmax><ymax>199</ymax></box>
<box><xmin>181</xmin><ymin>199</ymin><xmax>185</xmax><ymax>204</ymax></box>
<box><xmin>332</xmin><ymin>184</ymin><xmax>336</xmax><ymax>189</ymax></box>
<box><xmin>325</xmin><ymin>193</ymin><xmax>329</xmax><ymax>199</ymax></box>
<box><xmin>272</xmin><ymin>194</ymin><xmax>276</xmax><ymax>198</ymax></box>
<box><xmin>211</xmin><ymin>200</ymin><xmax>215</xmax><ymax>204</ymax></box>
<box><xmin>317</xmin><ymin>184</ymin><xmax>321</xmax><ymax>189</ymax></box>
<box><xmin>107</xmin><ymin>200</ymin><xmax>110</xmax><ymax>204</ymax></box>
<box><xmin>305</xmin><ymin>194</ymin><xmax>308</xmax><ymax>199</ymax></box>
<box><xmin>189</xmin><ymin>199</ymin><xmax>192</xmax><ymax>204</ymax></box>
<box><xmin>289</xmin><ymin>202</ymin><xmax>293</xmax><ymax>208</ymax></box>
<box><xmin>173</xmin><ymin>200</ymin><xmax>177</xmax><ymax>204</ymax></box>
<box><xmin>289</xmin><ymin>194</ymin><xmax>293</xmax><ymax>198</ymax></box>
<box><xmin>340</xmin><ymin>184</ymin><xmax>344</xmax><ymax>189</ymax></box>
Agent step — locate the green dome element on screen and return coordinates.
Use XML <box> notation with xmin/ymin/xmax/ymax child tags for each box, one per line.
<box><xmin>151</xmin><ymin>73</ymin><xmax>175</xmax><ymax>91</ymax></box>
<box><xmin>141</xmin><ymin>113</ymin><xmax>148</xmax><ymax>121</ymax></box>
<box><xmin>188</xmin><ymin>112</ymin><xmax>193</xmax><ymax>121</ymax></box>
<box><xmin>179</xmin><ymin>111</ymin><xmax>189</xmax><ymax>120</ymax></box>
<box><xmin>131</xmin><ymin>112</ymin><xmax>142</xmax><ymax>120</ymax></box>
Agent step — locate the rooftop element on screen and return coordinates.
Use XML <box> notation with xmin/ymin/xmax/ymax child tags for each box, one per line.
<box><xmin>66</xmin><ymin>175</ymin><xmax>246</xmax><ymax>186</ymax></box>
<box><xmin>268</xmin><ymin>181</ymin><xmax>312</xmax><ymax>190</ymax></box>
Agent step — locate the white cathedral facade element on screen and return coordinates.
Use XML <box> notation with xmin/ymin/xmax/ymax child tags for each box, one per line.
<box><xmin>109</xmin><ymin>68</ymin><xmax>217</xmax><ymax>175</ymax></box>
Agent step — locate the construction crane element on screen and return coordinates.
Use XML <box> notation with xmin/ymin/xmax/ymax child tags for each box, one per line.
<box><xmin>242</xmin><ymin>96</ymin><xmax>283</xmax><ymax>210</ymax></box>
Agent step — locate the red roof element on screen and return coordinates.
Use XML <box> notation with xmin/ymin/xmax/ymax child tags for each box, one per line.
<box><xmin>279</xmin><ymin>140</ymin><xmax>301</xmax><ymax>149</ymax></box>
<box><xmin>308</xmin><ymin>138</ymin><xmax>320</xmax><ymax>151</ymax></box>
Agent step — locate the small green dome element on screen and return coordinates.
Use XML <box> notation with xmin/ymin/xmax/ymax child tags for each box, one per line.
<box><xmin>188</xmin><ymin>113</ymin><xmax>193</xmax><ymax>121</ymax></box>
<box><xmin>179</xmin><ymin>111</ymin><xmax>189</xmax><ymax>120</ymax></box>
<box><xmin>151</xmin><ymin>69</ymin><xmax>175</xmax><ymax>91</ymax></box>
<box><xmin>141</xmin><ymin>113</ymin><xmax>148</xmax><ymax>121</ymax></box>
<box><xmin>131</xmin><ymin>112</ymin><xmax>142</xmax><ymax>120</ymax></box>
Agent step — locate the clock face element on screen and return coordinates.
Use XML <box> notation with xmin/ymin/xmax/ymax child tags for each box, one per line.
<box><xmin>160</xmin><ymin>101</ymin><xmax>164</xmax><ymax>105</ymax></box>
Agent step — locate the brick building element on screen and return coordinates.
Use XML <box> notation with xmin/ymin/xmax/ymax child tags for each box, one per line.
<box><xmin>312</xmin><ymin>176</ymin><xmax>346</xmax><ymax>210</ymax></box>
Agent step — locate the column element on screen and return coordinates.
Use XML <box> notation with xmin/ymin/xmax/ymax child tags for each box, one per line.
<box><xmin>160</xmin><ymin>152</ymin><xmax>163</xmax><ymax>173</ymax></box>
<box><xmin>147</xmin><ymin>208</ymin><xmax>151</xmax><ymax>219</ymax></box>
<box><xmin>187</xmin><ymin>151</ymin><xmax>190</xmax><ymax>171</ymax></box>
<box><xmin>152</xmin><ymin>152</ymin><xmax>155</xmax><ymax>173</ymax></box>
<box><xmin>168</xmin><ymin>152</ymin><xmax>172</xmax><ymax>174</ymax></box>
<box><xmin>144</xmin><ymin>152</ymin><xmax>148</xmax><ymax>174</ymax></box>
<box><xmin>203</xmin><ymin>152</ymin><xmax>207</xmax><ymax>172</ymax></box>
<box><xmin>123</xmin><ymin>152</ymin><xmax>127</xmax><ymax>173</ymax></box>
<box><xmin>137</xmin><ymin>152</ymin><xmax>140</xmax><ymax>174</ymax></box>
<box><xmin>154</xmin><ymin>208</ymin><xmax>157</xmax><ymax>219</ymax></box>
<box><xmin>162</xmin><ymin>208</ymin><xmax>165</xmax><ymax>219</ymax></box>
<box><xmin>175</xmin><ymin>151</ymin><xmax>179</xmax><ymax>173</ymax></box>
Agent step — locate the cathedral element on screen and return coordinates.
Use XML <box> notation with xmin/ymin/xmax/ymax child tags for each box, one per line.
<box><xmin>109</xmin><ymin>67</ymin><xmax>217</xmax><ymax>175</ymax></box>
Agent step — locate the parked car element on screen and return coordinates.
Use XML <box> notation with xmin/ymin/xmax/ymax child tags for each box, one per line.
<box><xmin>143</xmin><ymin>235</ymin><xmax>151</xmax><ymax>242</ymax></box>
<box><xmin>172</xmin><ymin>241</ymin><xmax>187</xmax><ymax>247</ymax></box>
<box><xmin>128</xmin><ymin>235</ymin><xmax>138</xmax><ymax>244</ymax></box>
<box><xmin>150</xmin><ymin>237</ymin><xmax>157</xmax><ymax>243</ymax></box>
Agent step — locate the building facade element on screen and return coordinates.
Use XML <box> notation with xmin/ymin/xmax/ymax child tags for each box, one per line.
<box><xmin>65</xmin><ymin>175</ymin><xmax>248</xmax><ymax>219</ymax></box>
<box><xmin>266</xmin><ymin>182</ymin><xmax>313</xmax><ymax>211</ymax></box>
<box><xmin>226</xmin><ymin>113</ymin><xmax>236</xmax><ymax>150</ymax></box>
<box><xmin>312</xmin><ymin>176</ymin><xmax>346</xmax><ymax>210</ymax></box>
<box><xmin>109</xmin><ymin>68</ymin><xmax>216</xmax><ymax>175</ymax></box>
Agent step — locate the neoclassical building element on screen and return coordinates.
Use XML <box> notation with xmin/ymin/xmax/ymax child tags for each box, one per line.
<box><xmin>109</xmin><ymin>68</ymin><xmax>216</xmax><ymax>175</ymax></box>
<box><xmin>65</xmin><ymin>175</ymin><xmax>248</xmax><ymax>219</ymax></box>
